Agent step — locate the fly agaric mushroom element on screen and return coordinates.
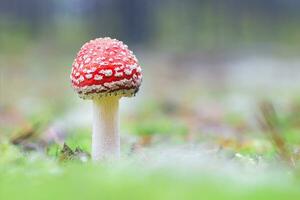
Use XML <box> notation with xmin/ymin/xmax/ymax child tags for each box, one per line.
<box><xmin>70</xmin><ymin>37</ymin><xmax>142</xmax><ymax>160</ymax></box>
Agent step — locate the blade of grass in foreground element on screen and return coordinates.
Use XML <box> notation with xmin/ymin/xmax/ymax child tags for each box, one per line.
<box><xmin>1</xmin><ymin>161</ymin><xmax>300</xmax><ymax>200</ymax></box>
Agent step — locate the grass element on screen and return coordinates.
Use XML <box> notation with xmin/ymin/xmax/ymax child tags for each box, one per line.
<box><xmin>1</xmin><ymin>140</ymin><xmax>300</xmax><ymax>200</ymax></box>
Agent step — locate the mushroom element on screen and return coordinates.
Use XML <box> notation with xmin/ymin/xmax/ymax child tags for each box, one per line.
<box><xmin>70</xmin><ymin>37</ymin><xmax>142</xmax><ymax>160</ymax></box>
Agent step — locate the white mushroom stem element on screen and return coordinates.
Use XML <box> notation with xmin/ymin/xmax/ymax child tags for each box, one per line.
<box><xmin>92</xmin><ymin>96</ymin><xmax>120</xmax><ymax>161</ymax></box>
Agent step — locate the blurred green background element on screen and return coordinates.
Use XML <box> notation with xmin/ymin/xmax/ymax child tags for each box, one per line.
<box><xmin>1</xmin><ymin>1</ymin><xmax>300</xmax><ymax>200</ymax></box>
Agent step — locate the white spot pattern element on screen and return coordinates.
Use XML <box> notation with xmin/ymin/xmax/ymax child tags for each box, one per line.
<box><xmin>99</xmin><ymin>69</ymin><xmax>113</xmax><ymax>77</ymax></box>
<box><xmin>85</xmin><ymin>74</ymin><xmax>93</xmax><ymax>79</ymax></box>
<box><xmin>94</xmin><ymin>75</ymin><xmax>103</xmax><ymax>80</ymax></box>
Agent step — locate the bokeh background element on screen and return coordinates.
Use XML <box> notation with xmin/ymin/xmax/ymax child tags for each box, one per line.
<box><xmin>1</xmin><ymin>0</ymin><xmax>300</xmax><ymax>135</ymax></box>
<box><xmin>1</xmin><ymin>0</ymin><xmax>300</xmax><ymax>145</ymax></box>
<box><xmin>1</xmin><ymin>1</ymin><xmax>300</xmax><ymax>200</ymax></box>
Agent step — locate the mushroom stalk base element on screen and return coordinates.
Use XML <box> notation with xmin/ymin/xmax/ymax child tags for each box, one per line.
<box><xmin>92</xmin><ymin>96</ymin><xmax>120</xmax><ymax>161</ymax></box>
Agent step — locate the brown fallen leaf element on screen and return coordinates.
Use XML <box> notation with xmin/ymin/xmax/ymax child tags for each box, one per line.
<box><xmin>10</xmin><ymin>122</ymin><xmax>40</xmax><ymax>145</ymax></box>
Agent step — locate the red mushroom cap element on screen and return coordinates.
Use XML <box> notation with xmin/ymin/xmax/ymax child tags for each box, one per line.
<box><xmin>70</xmin><ymin>37</ymin><xmax>142</xmax><ymax>99</ymax></box>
